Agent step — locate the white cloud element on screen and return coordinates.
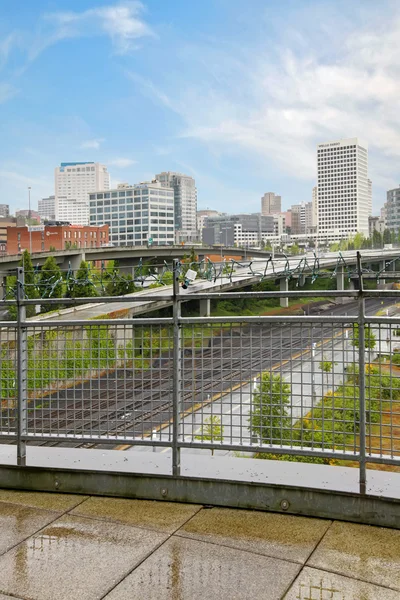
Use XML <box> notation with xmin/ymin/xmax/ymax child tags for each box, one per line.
<box><xmin>108</xmin><ymin>157</ymin><xmax>137</xmax><ymax>168</ymax></box>
<box><xmin>44</xmin><ymin>1</ymin><xmax>155</xmax><ymax>56</ymax></box>
<box><xmin>80</xmin><ymin>138</ymin><xmax>104</xmax><ymax>150</ymax></box>
<box><xmin>131</xmin><ymin>4</ymin><xmax>400</xmax><ymax>209</ymax></box>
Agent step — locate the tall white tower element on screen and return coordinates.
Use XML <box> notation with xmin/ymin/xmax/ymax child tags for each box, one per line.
<box><xmin>54</xmin><ymin>162</ymin><xmax>110</xmax><ymax>224</ymax></box>
<box><xmin>317</xmin><ymin>138</ymin><xmax>370</xmax><ymax>242</ymax></box>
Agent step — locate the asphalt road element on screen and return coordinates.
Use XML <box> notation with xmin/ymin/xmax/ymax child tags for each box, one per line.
<box><xmin>2</xmin><ymin>296</ymin><xmax>393</xmax><ymax>449</ymax></box>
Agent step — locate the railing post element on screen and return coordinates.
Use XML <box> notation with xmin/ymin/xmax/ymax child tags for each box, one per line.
<box><xmin>172</xmin><ymin>259</ymin><xmax>182</xmax><ymax>476</ymax></box>
<box><xmin>357</xmin><ymin>252</ymin><xmax>366</xmax><ymax>494</ymax></box>
<box><xmin>16</xmin><ymin>267</ymin><xmax>27</xmax><ymax>466</ymax></box>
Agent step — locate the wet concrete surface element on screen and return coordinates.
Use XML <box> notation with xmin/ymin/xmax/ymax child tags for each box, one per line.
<box><xmin>0</xmin><ymin>490</ymin><xmax>397</xmax><ymax>599</ymax></box>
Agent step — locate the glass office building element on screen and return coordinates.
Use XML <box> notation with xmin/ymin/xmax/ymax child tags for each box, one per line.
<box><xmin>89</xmin><ymin>182</ymin><xmax>175</xmax><ymax>246</ymax></box>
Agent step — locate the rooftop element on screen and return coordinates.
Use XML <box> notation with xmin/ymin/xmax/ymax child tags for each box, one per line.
<box><xmin>0</xmin><ymin>487</ymin><xmax>397</xmax><ymax>599</ymax></box>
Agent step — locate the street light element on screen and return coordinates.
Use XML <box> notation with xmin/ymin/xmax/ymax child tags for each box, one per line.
<box><xmin>28</xmin><ymin>186</ymin><xmax>32</xmax><ymax>254</ymax></box>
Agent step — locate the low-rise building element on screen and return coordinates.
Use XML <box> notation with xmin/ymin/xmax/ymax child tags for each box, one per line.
<box><xmin>203</xmin><ymin>213</ymin><xmax>274</xmax><ymax>247</ymax></box>
<box><xmin>0</xmin><ymin>217</ymin><xmax>16</xmax><ymax>254</ymax></box>
<box><xmin>0</xmin><ymin>204</ymin><xmax>10</xmax><ymax>218</ymax></box>
<box><xmin>197</xmin><ymin>210</ymin><xmax>220</xmax><ymax>238</ymax></box>
<box><xmin>15</xmin><ymin>209</ymin><xmax>41</xmax><ymax>222</ymax></box>
<box><xmin>368</xmin><ymin>215</ymin><xmax>385</xmax><ymax>237</ymax></box>
<box><xmin>6</xmin><ymin>223</ymin><xmax>109</xmax><ymax>254</ymax></box>
<box><xmin>89</xmin><ymin>181</ymin><xmax>175</xmax><ymax>246</ymax></box>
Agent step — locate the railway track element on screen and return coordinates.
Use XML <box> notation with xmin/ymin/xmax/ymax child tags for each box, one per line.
<box><xmin>0</xmin><ymin>297</ymin><xmax>394</xmax><ymax>448</ymax></box>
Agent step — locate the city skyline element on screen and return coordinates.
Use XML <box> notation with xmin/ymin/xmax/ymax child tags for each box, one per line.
<box><xmin>1</xmin><ymin>1</ymin><xmax>400</xmax><ymax>215</ymax></box>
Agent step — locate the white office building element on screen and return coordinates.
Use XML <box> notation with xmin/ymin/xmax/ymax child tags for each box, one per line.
<box><xmin>56</xmin><ymin>198</ymin><xmax>90</xmax><ymax>226</ymax></box>
<box><xmin>317</xmin><ymin>138</ymin><xmax>370</xmax><ymax>241</ymax></box>
<box><xmin>155</xmin><ymin>171</ymin><xmax>198</xmax><ymax>243</ymax></box>
<box><xmin>38</xmin><ymin>196</ymin><xmax>56</xmax><ymax>221</ymax></box>
<box><xmin>54</xmin><ymin>161</ymin><xmax>110</xmax><ymax>225</ymax></box>
<box><xmin>89</xmin><ymin>181</ymin><xmax>174</xmax><ymax>246</ymax></box>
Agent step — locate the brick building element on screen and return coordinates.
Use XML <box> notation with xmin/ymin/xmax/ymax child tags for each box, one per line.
<box><xmin>7</xmin><ymin>223</ymin><xmax>109</xmax><ymax>255</ymax></box>
<box><xmin>0</xmin><ymin>218</ymin><xmax>17</xmax><ymax>254</ymax></box>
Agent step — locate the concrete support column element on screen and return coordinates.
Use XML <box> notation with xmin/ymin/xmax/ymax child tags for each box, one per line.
<box><xmin>1</xmin><ymin>275</ymin><xmax>7</xmax><ymax>300</ymax></box>
<box><xmin>63</xmin><ymin>251</ymin><xmax>86</xmax><ymax>273</ymax></box>
<box><xmin>280</xmin><ymin>278</ymin><xmax>289</xmax><ymax>308</ymax></box>
<box><xmin>199</xmin><ymin>298</ymin><xmax>211</xmax><ymax>317</ymax></box>
<box><xmin>336</xmin><ymin>265</ymin><xmax>345</xmax><ymax>304</ymax></box>
<box><xmin>380</xmin><ymin>260</ymin><xmax>386</xmax><ymax>285</ymax></box>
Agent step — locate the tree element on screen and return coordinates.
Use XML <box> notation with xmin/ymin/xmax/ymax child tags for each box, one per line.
<box><xmin>105</xmin><ymin>274</ymin><xmax>137</xmax><ymax>296</ymax></box>
<box><xmin>195</xmin><ymin>415</ymin><xmax>224</xmax><ymax>455</ymax></box>
<box><xmin>352</xmin><ymin>324</ymin><xmax>377</xmax><ymax>366</ymax></box>
<box><xmin>383</xmin><ymin>228</ymin><xmax>392</xmax><ymax>245</ymax></box>
<box><xmin>290</xmin><ymin>244</ymin><xmax>300</xmax><ymax>256</ymax></box>
<box><xmin>319</xmin><ymin>360</ymin><xmax>333</xmax><ymax>385</ymax></box>
<box><xmin>39</xmin><ymin>256</ymin><xmax>64</xmax><ymax>312</ymax></box>
<box><xmin>353</xmin><ymin>232</ymin><xmax>365</xmax><ymax>250</ymax></box>
<box><xmin>68</xmin><ymin>260</ymin><xmax>98</xmax><ymax>298</ymax></box>
<box><xmin>352</xmin><ymin>324</ymin><xmax>377</xmax><ymax>352</ymax></box>
<box><xmin>372</xmin><ymin>229</ymin><xmax>382</xmax><ymax>249</ymax></box>
<box><xmin>248</xmin><ymin>372</ymin><xmax>292</xmax><ymax>444</ymax></box>
<box><xmin>20</xmin><ymin>250</ymin><xmax>39</xmax><ymax>318</ymax></box>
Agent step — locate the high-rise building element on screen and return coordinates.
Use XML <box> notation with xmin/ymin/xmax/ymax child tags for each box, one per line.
<box><xmin>155</xmin><ymin>172</ymin><xmax>197</xmax><ymax>243</ymax></box>
<box><xmin>56</xmin><ymin>198</ymin><xmax>90</xmax><ymax>225</ymax></box>
<box><xmin>368</xmin><ymin>179</ymin><xmax>372</xmax><ymax>217</ymax></box>
<box><xmin>54</xmin><ymin>162</ymin><xmax>110</xmax><ymax>225</ymax></box>
<box><xmin>385</xmin><ymin>186</ymin><xmax>400</xmax><ymax>233</ymax></box>
<box><xmin>89</xmin><ymin>181</ymin><xmax>175</xmax><ymax>247</ymax></box>
<box><xmin>290</xmin><ymin>204</ymin><xmax>303</xmax><ymax>235</ymax></box>
<box><xmin>261</xmin><ymin>192</ymin><xmax>281</xmax><ymax>216</ymax></box>
<box><xmin>312</xmin><ymin>186</ymin><xmax>318</xmax><ymax>228</ymax></box>
<box><xmin>0</xmin><ymin>204</ymin><xmax>9</xmax><ymax>218</ymax></box>
<box><xmin>38</xmin><ymin>196</ymin><xmax>56</xmax><ymax>221</ymax></box>
<box><xmin>317</xmin><ymin>138</ymin><xmax>370</xmax><ymax>241</ymax></box>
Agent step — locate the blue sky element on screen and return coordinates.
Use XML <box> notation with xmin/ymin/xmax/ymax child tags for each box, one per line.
<box><xmin>0</xmin><ymin>0</ymin><xmax>399</xmax><ymax>215</ymax></box>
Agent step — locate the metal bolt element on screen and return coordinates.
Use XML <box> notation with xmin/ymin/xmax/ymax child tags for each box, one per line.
<box><xmin>161</xmin><ymin>488</ymin><xmax>168</xmax><ymax>497</ymax></box>
<box><xmin>280</xmin><ymin>499</ymin><xmax>290</xmax><ymax>511</ymax></box>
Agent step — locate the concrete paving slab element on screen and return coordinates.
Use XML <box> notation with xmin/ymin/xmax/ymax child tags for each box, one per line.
<box><xmin>308</xmin><ymin>520</ymin><xmax>400</xmax><ymax>591</ymax></box>
<box><xmin>0</xmin><ymin>503</ymin><xmax>60</xmax><ymax>556</ymax></box>
<box><xmin>0</xmin><ymin>514</ymin><xmax>167</xmax><ymax>600</ymax></box>
<box><xmin>284</xmin><ymin>566</ymin><xmax>400</xmax><ymax>599</ymax></box>
<box><xmin>177</xmin><ymin>507</ymin><xmax>331</xmax><ymax>563</ymax></box>
<box><xmin>104</xmin><ymin>535</ymin><xmax>301</xmax><ymax>600</ymax></box>
<box><xmin>71</xmin><ymin>497</ymin><xmax>202</xmax><ymax>533</ymax></box>
<box><xmin>0</xmin><ymin>489</ymin><xmax>88</xmax><ymax>512</ymax></box>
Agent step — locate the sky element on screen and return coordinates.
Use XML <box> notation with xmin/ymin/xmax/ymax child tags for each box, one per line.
<box><xmin>0</xmin><ymin>0</ymin><xmax>399</xmax><ymax>215</ymax></box>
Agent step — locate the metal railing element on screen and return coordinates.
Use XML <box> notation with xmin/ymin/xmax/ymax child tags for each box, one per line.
<box><xmin>1</xmin><ymin>258</ymin><xmax>400</xmax><ymax>497</ymax></box>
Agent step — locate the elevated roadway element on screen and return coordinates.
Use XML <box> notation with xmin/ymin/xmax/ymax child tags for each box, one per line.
<box><xmin>0</xmin><ymin>244</ymin><xmax>276</xmax><ymax>273</ymax></box>
<box><xmin>24</xmin><ymin>248</ymin><xmax>400</xmax><ymax>322</ymax></box>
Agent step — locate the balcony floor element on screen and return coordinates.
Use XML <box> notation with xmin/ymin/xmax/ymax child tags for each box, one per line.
<box><xmin>0</xmin><ymin>489</ymin><xmax>397</xmax><ymax>599</ymax></box>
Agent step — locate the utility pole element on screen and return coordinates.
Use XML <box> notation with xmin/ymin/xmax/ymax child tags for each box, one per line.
<box><xmin>28</xmin><ymin>186</ymin><xmax>32</xmax><ymax>255</ymax></box>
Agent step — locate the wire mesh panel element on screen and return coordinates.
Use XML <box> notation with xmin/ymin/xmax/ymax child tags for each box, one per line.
<box><xmin>179</xmin><ymin>317</ymin><xmax>361</xmax><ymax>461</ymax></box>
<box><xmin>21</xmin><ymin>321</ymin><xmax>173</xmax><ymax>445</ymax></box>
<box><xmin>364</xmin><ymin>320</ymin><xmax>400</xmax><ymax>466</ymax></box>
<box><xmin>0</xmin><ymin>321</ymin><xmax>18</xmax><ymax>438</ymax></box>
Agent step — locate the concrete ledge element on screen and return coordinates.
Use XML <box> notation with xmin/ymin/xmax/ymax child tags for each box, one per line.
<box><xmin>0</xmin><ymin>464</ymin><xmax>400</xmax><ymax>529</ymax></box>
<box><xmin>0</xmin><ymin>446</ymin><xmax>399</xmax><ymax>529</ymax></box>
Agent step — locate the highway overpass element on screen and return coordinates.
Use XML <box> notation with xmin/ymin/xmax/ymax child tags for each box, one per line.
<box><xmin>0</xmin><ymin>244</ymin><xmax>276</xmax><ymax>273</ymax></box>
<box><xmin>23</xmin><ymin>249</ymin><xmax>400</xmax><ymax>322</ymax></box>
